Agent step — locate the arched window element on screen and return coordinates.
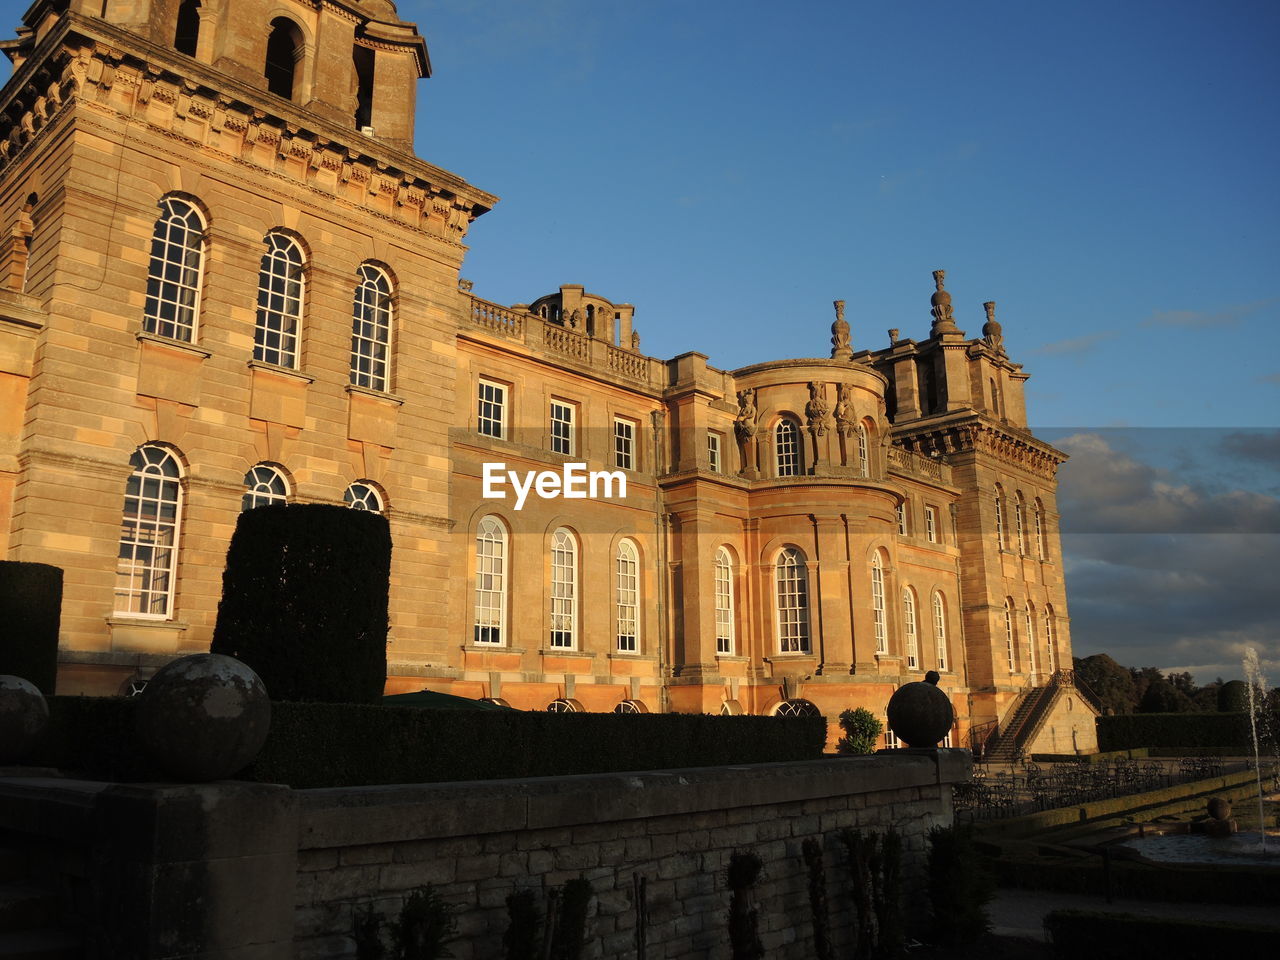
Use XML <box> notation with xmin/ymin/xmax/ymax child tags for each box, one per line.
<box><xmin>143</xmin><ymin>196</ymin><xmax>205</xmax><ymax>342</ymax></box>
<box><xmin>474</xmin><ymin>517</ymin><xmax>507</xmax><ymax>645</ymax></box>
<box><xmin>872</xmin><ymin>551</ymin><xmax>887</xmax><ymax>654</ymax></box>
<box><xmin>857</xmin><ymin>423</ymin><xmax>870</xmax><ymax>477</ymax></box>
<box><xmin>774</xmin><ymin>699</ymin><xmax>819</xmax><ymax>718</ymax></box>
<box><xmin>1014</xmin><ymin>493</ymin><xmax>1027</xmax><ymax>555</ymax></box>
<box><xmin>114</xmin><ymin>444</ymin><xmax>183</xmax><ymax>618</ymax></box>
<box><xmin>903</xmin><ymin>587</ymin><xmax>919</xmax><ymax>670</ymax></box>
<box><xmin>253</xmin><ymin>232</ymin><xmax>305</xmax><ymax>368</ymax></box>
<box><xmin>1044</xmin><ymin>605</ymin><xmax>1056</xmax><ymax>673</ymax></box>
<box><xmin>1034</xmin><ymin>500</ymin><xmax>1046</xmax><ymax>560</ymax></box>
<box><xmin>351</xmin><ymin>263</ymin><xmax>393</xmax><ymax>392</ymax></box>
<box><xmin>775</xmin><ymin>547</ymin><xmax>810</xmax><ymax>653</ymax></box>
<box><xmin>615</xmin><ymin>539</ymin><xmax>639</xmax><ymax>653</ymax></box>
<box><xmin>714</xmin><ymin>547</ymin><xmax>735</xmax><ymax>655</ymax></box>
<box><xmin>550</xmin><ymin>528</ymin><xmax>577</xmax><ymax>649</ymax></box>
<box><xmin>720</xmin><ymin>700</ymin><xmax>743</xmax><ymax>716</ymax></box>
<box><xmin>241</xmin><ymin>463</ymin><xmax>288</xmax><ymax>511</ymax></box>
<box><xmin>174</xmin><ymin>0</ymin><xmax>201</xmax><ymax>56</ymax></box>
<box><xmin>1004</xmin><ymin>599</ymin><xmax>1016</xmax><ymax>671</ymax></box>
<box><xmin>264</xmin><ymin>17</ymin><xmax>304</xmax><ymax>100</ymax></box>
<box><xmin>775</xmin><ymin>418</ymin><xmax>802</xmax><ymax>477</ymax></box>
<box><xmin>344</xmin><ymin>481</ymin><xmax>383</xmax><ymax>513</ymax></box>
<box><xmin>932</xmin><ymin>592</ymin><xmax>948</xmax><ymax>671</ymax></box>
<box><xmin>994</xmin><ymin>485</ymin><xmax>1005</xmax><ymax>548</ymax></box>
<box><xmin>547</xmin><ymin>698</ymin><xmax>579</xmax><ymax>713</ymax></box>
<box><xmin>1025</xmin><ymin>603</ymin><xmax>1037</xmax><ymax>675</ymax></box>
<box><xmin>614</xmin><ymin>699</ymin><xmax>647</xmax><ymax>714</ymax></box>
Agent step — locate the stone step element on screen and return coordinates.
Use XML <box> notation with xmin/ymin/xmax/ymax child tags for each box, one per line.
<box><xmin>0</xmin><ymin>929</ymin><xmax>82</xmax><ymax>960</ymax></box>
<box><xmin>0</xmin><ymin>852</ymin><xmax>24</xmax><ymax>886</ymax></box>
<box><xmin>0</xmin><ymin>885</ymin><xmax>56</xmax><ymax>934</ymax></box>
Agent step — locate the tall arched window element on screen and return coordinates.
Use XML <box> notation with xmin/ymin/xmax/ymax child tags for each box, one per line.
<box><xmin>775</xmin><ymin>547</ymin><xmax>810</xmax><ymax>653</ymax></box>
<box><xmin>344</xmin><ymin>481</ymin><xmax>383</xmax><ymax>513</ymax></box>
<box><xmin>932</xmin><ymin>591</ymin><xmax>948</xmax><ymax>671</ymax></box>
<box><xmin>550</xmin><ymin>528</ymin><xmax>577</xmax><ymax>649</ymax></box>
<box><xmin>1014</xmin><ymin>493</ymin><xmax>1027</xmax><ymax>555</ymax></box>
<box><xmin>474</xmin><ymin>517</ymin><xmax>507</xmax><ymax>645</ymax></box>
<box><xmin>1004</xmin><ymin>599</ymin><xmax>1016</xmax><ymax>671</ymax></box>
<box><xmin>872</xmin><ymin>551</ymin><xmax>887</xmax><ymax>654</ymax></box>
<box><xmin>1025</xmin><ymin>603</ymin><xmax>1037</xmax><ymax>675</ymax></box>
<box><xmin>1034</xmin><ymin>500</ymin><xmax>1046</xmax><ymax>560</ymax></box>
<box><xmin>616</xmin><ymin>539</ymin><xmax>639</xmax><ymax>653</ymax></box>
<box><xmin>903</xmin><ymin>587</ymin><xmax>919</xmax><ymax>670</ymax></box>
<box><xmin>264</xmin><ymin>17</ymin><xmax>304</xmax><ymax>100</ymax></box>
<box><xmin>714</xmin><ymin>547</ymin><xmax>735</xmax><ymax>655</ymax></box>
<box><xmin>254</xmin><ymin>232</ymin><xmax>305</xmax><ymax>368</ymax></box>
<box><xmin>241</xmin><ymin>463</ymin><xmax>288</xmax><ymax>511</ymax></box>
<box><xmin>857</xmin><ymin>423</ymin><xmax>869</xmax><ymax>477</ymax></box>
<box><xmin>114</xmin><ymin>444</ymin><xmax>183</xmax><ymax>618</ymax></box>
<box><xmin>1044</xmin><ymin>604</ymin><xmax>1056</xmax><ymax>673</ymax></box>
<box><xmin>143</xmin><ymin>196</ymin><xmax>205</xmax><ymax>342</ymax></box>
<box><xmin>351</xmin><ymin>263</ymin><xmax>393</xmax><ymax>392</ymax></box>
<box><xmin>174</xmin><ymin>0</ymin><xmax>201</xmax><ymax>56</ymax></box>
<box><xmin>994</xmin><ymin>485</ymin><xmax>1005</xmax><ymax>548</ymax></box>
<box><xmin>775</xmin><ymin>418</ymin><xmax>802</xmax><ymax>477</ymax></box>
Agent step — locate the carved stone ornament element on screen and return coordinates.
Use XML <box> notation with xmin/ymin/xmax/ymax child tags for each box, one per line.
<box><xmin>630</xmin><ymin>330</ymin><xmax>641</xmax><ymax>351</ymax></box>
<box><xmin>834</xmin><ymin>383</ymin><xmax>856</xmax><ymax>436</ymax></box>
<box><xmin>888</xmin><ymin>328</ymin><xmax>899</xmax><ymax>345</ymax></box>
<box><xmin>982</xmin><ymin>300</ymin><xmax>1006</xmax><ymax>355</ymax></box>
<box><xmin>806</xmin><ymin>382</ymin><xmax>830</xmax><ymax>436</ymax></box>
<box><xmin>830</xmin><ymin>299</ymin><xmax>852</xmax><ymax>360</ymax></box>
<box><xmin>929</xmin><ymin>269</ymin><xmax>961</xmax><ymax>336</ymax></box>
<box><xmin>734</xmin><ymin>388</ymin><xmax>759</xmax><ymax>442</ymax></box>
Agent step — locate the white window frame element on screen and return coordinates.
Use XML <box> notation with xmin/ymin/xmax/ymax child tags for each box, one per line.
<box><xmin>351</xmin><ymin>262</ymin><xmax>393</xmax><ymax>392</ymax></box>
<box><xmin>344</xmin><ymin>481</ymin><xmax>383</xmax><ymax>513</ymax></box>
<box><xmin>714</xmin><ymin>547</ymin><xmax>735</xmax><ymax>655</ymax></box>
<box><xmin>1005</xmin><ymin>601</ymin><xmax>1016</xmax><ymax>671</ymax></box>
<box><xmin>775</xmin><ymin>547</ymin><xmax>810</xmax><ymax>653</ymax></box>
<box><xmin>550</xmin><ymin>400</ymin><xmax>575</xmax><ymax>455</ymax></box>
<box><xmin>903</xmin><ymin>587</ymin><xmax>919</xmax><ymax>669</ymax></box>
<box><xmin>1014</xmin><ymin>496</ymin><xmax>1026</xmax><ymax>555</ymax></box>
<box><xmin>932</xmin><ymin>592</ymin><xmax>948</xmax><ymax>671</ymax></box>
<box><xmin>254</xmin><ymin>231</ymin><xmax>305</xmax><ymax>369</ymax></box>
<box><xmin>143</xmin><ymin>196</ymin><xmax>205</xmax><ymax>343</ymax></box>
<box><xmin>474</xmin><ymin>516</ymin><xmax>507</xmax><ymax>645</ymax></box>
<box><xmin>857</xmin><ymin>424</ymin><xmax>869</xmax><ymax>477</ymax></box>
<box><xmin>550</xmin><ymin>527</ymin><xmax>578</xmax><ymax>649</ymax></box>
<box><xmin>707</xmin><ymin>431</ymin><xmax>721</xmax><ymax>473</ymax></box>
<box><xmin>1035</xmin><ymin>502</ymin><xmax>1046</xmax><ymax>560</ymax></box>
<box><xmin>615</xmin><ymin>539</ymin><xmax>639</xmax><ymax>653</ymax></box>
<box><xmin>1044</xmin><ymin>607</ymin><xmax>1056</xmax><ymax>673</ymax></box>
<box><xmin>114</xmin><ymin>444</ymin><xmax>184</xmax><ymax>619</ymax></box>
<box><xmin>872</xmin><ymin>552</ymin><xmax>887</xmax><ymax>654</ymax></box>
<box><xmin>241</xmin><ymin>463</ymin><xmax>289</xmax><ymax>511</ymax></box>
<box><xmin>897</xmin><ymin>502</ymin><xmax>908</xmax><ymax>536</ymax></box>
<box><xmin>884</xmin><ymin>727</ymin><xmax>902</xmax><ymax>749</ymax></box>
<box><xmin>613</xmin><ymin>417</ymin><xmax>636</xmax><ymax>470</ymax></box>
<box><xmin>925</xmin><ymin>506</ymin><xmax>938</xmax><ymax>543</ymax></box>
<box><xmin>994</xmin><ymin>487</ymin><xmax>1005</xmax><ymax>548</ymax></box>
<box><xmin>776</xmin><ymin>418</ymin><xmax>801</xmax><ymax>477</ymax></box>
<box><xmin>478</xmin><ymin>379</ymin><xmax>507</xmax><ymax>439</ymax></box>
<box><xmin>1025</xmin><ymin>605</ymin><xmax>1037</xmax><ymax>675</ymax></box>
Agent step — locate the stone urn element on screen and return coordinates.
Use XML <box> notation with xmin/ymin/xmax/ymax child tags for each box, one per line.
<box><xmin>135</xmin><ymin>654</ymin><xmax>271</xmax><ymax>782</ymax></box>
<box><xmin>0</xmin><ymin>675</ymin><xmax>49</xmax><ymax>763</ymax></box>
<box><xmin>886</xmin><ymin>681</ymin><xmax>954</xmax><ymax>748</ymax></box>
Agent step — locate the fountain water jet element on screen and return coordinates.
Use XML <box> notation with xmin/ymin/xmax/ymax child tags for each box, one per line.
<box><xmin>1243</xmin><ymin>647</ymin><xmax>1271</xmax><ymax>854</ymax></box>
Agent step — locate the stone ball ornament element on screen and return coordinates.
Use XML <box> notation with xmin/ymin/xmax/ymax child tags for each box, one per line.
<box><xmin>0</xmin><ymin>675</ymin><xmax>49</xmax><ymax>763</ymax></box>
<box><xmin>135</xmin><ymin>654</ymin><xmax>271</xmax><ymax>782</ymax></box>
<box><xmin>886</xmin><ymin>680</ymin><xmax>955</xmax><ymax>748</ymax></box>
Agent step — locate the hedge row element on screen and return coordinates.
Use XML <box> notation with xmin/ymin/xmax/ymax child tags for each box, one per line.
<box><xmin>1045</xmin><ymin>910</ymin><xmax>1280</xmax><ymax>959</ymax></box>
<box><xmin>1096</xmin><ymin>712</ymin><xmax>1254</xmax><ymax>752</ymax></box>
<box><xmin>40</xmin><ymin>697</ymin><xmax>828</xmax><ymax>787</ymax></box>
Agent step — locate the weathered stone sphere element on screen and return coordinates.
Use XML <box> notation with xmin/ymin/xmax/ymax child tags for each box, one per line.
<box><xmin>135</xmin><ymin>654</ymin><xmax>270</xmax><ymax>782</ymax></box>
<box><xmin>886</xmin><ymin>681</ymin><xmax>954</xmax><ymax>748</ymax></box>
<box><xmin>0</xmin><ymin>675</ymin><xmax>49</xmax><ymax>763</ymax></box>
<box><xmin>1207</xmin><ymin>796</ymin><xmax>1232</xmax><ymax>821</ymax></box>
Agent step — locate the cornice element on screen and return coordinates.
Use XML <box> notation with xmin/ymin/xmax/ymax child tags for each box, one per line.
<box><xmin>892</xmin><ymin>414</ymin><xmax>1067</xmax><ymax>480</ymax></box>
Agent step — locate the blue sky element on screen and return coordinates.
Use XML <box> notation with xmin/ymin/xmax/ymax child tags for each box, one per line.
<box><xmin>403</xmin><ymin>0</ymin><xmax>1279</xmax><ymax>682</ymax></box>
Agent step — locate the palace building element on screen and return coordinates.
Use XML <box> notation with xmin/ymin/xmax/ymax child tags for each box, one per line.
<box><xmin>0</xmin><ymin>0</ymin><xmax>1098</xmax><ymax>756</ymax></box>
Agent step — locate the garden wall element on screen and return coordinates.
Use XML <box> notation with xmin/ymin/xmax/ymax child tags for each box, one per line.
<box><xmin>0</xmin><ymin>752</ymin><xmax>968</xmax><ymax>959</ymax></box>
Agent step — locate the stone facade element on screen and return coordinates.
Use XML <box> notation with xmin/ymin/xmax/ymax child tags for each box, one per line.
<box><xmin>0</xmin><ymin>0</ymin><xmax>1096</xmax><ymax>752</ymax></box>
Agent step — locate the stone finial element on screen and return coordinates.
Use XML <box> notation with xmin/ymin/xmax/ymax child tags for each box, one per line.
<box><xmin>929</xmin><ymin>269</ymin><xmax>961</xmax><ymax>336</ymax></box>
<box><xmin>830</xmin><ymin>299</ymin><xmax>852</xmax><ymax>360</ymax></box>
<box><xmin>888</xmin><ymin>328</ymin><xmax>899</xmax><ymax>345</ymax></box>
<box><xmin>982</xmin><ymin>300</ymin><xmax>1006</xmax><ymax>355</ymax></box>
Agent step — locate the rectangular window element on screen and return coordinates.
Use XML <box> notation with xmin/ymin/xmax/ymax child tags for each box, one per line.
<box><xmin>925</xmin><ymin>506</ymin><xmax>938</xmax><ymax>543</ymax></box>
<box><xmin>550</xmin><ymin>400</ymin><xmax>574</xmax><ymax>455</ymax></box>
<box><xmin>897</xmin><ymin>502</ymin><xmax>908</xmax><ymax>536</ymax></box>
<box><xmin>616</xmin><ymin>548</ymin><xmax>638</xmax><ymax>653</ymax></box>
<box><xmin>614</xmin><ymin>417</ymin><xmax>635</xmax><ymax>470</ymax></box>
<box><xmin>714</xmin><ymin>553</ymin><xmax>734</xmax><ymax>655</ymax></box>
<box><xmin>707</xmin><ymin>431</ymin><xmax>721</xmax><ymax>473</ymax></box>
<box><xmin>884</xmin><ymin>727</ymin><xmax>901</xmax><ymax>749</ymax></box>
<box><xmin>477</xmin><ymin>379</ymin><xmax>506</xmax><ymax>439</ymax></box>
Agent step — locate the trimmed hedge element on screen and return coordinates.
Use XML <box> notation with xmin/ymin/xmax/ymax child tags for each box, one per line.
<box><xmin>0</xmin><ymin>560</ymin><xmax>63</xmax><ymax>694</ymax></box>
<box><xmin>38</xmin><ymin>697</ymin><xmax>828</xmax><ymax>787</ymax></box>
<box><xmin>1097</xmin><ymin>712</ymin><xmax>1253</xmax><ymax>752</ymax></box>
<box><xmin>211</xmin><ymin>504</ymin><xmax>391</xmax><ymax>703</ymax></box>
<box><xmin>1045</xmin><ymin>910</ymin><xmax>1280</xmax><ymax>958</ymax></box>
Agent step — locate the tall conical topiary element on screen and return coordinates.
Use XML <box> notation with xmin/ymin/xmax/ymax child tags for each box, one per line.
<box><xmin>212</xmin><ymin>504</ymin><xmax>390</xmax><ymax>703</ymax></box>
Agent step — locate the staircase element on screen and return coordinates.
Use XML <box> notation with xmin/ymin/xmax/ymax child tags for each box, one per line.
<box><xmin>984</xmin><ymin>684</ymin><xmax>1057</xmax><ymax>762</ymax></box>
<box><xmin>0</xmin><ymin>844</ymin><xmax>82</xmax><ymax>959</ymax></box>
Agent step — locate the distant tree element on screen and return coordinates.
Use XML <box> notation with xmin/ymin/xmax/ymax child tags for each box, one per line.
<box><xmin>1074</xmin><ymin>654</ymin><xmax>1138</xmax><ymax>715</ymax></box>
<box><xmin>1130</xmin><ymin>666</ymin><xmax>1165</xmax><ymax>709</ymax></box>
<box><xmin>1138</xmin><ymin>678</ymin><xmax>1196</xmax><ymax>714</ymax></box>
<box><xmin>1192</xmin><ymin>678</ymin><xmax>1223</xmax><ymax>713</ymax></box>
